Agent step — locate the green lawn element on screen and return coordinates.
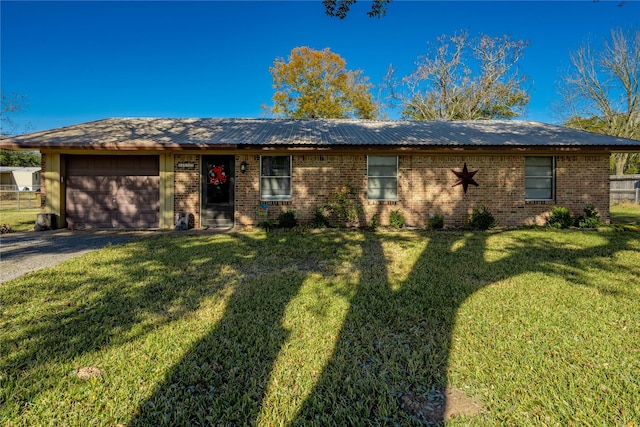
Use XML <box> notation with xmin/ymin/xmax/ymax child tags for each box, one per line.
<box><xmin>611</xmin><ymin>203</ymin><xmax>640</xmax><ymax>225</ymax></box>
<box><xmin>1</xmin><ymin>229</ymin><xmax>639</xmax><ymax>426</ymax></box>
<box><xmin>0</xmin><ymin>208</ymin><xmax>40</xmax><ymax>232</ymax></box>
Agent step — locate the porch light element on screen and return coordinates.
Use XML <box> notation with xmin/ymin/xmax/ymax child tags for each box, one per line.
<box><xmin>240</xmin><ymin>161</ymin><xmax>248</xmax><ymax>173</ymax></box>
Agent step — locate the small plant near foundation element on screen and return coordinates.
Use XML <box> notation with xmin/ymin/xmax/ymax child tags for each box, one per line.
<box><xmin>312</xmin><ymin>207</ymin><xmax>330</xmax><ymax>228</ymax></box>
<box><xmin>325</xmin><ymin>186</ymin><xmax>364</xmax><ymax>226</ymax></box>
<box><xmin>389</xmin><ymin>210</ymin><xmax>405</xmax><ymax>229</ymax></box>
<box><xmin>577</xmin><ymin>203</ymin><xmax>601</xmax><ymax>229</ymax></box>
<box><xmin>277</xmin><ymin>210</ymin><xmax>297</xmax><ymax>229</ymax></box>
<box><xmin>257</xmin><ymin>220</ymin><xmax>275</xmax><ymax>231</ymax></box>
<box><xmin>427</xmin><ymin>214</ymin><xmax>445</xmax><ymax>230</ymax></box>
<box><xmin>367</xmin><ymin>213</ymin><xmax>380</xmax><ymax>231</ymax></box>
<box><xmin>548</xmin><ymin>206</ymin><xmax>573</xmax><ymax>229</ymax></box>
<box><xmin>468</xmin><ymin>205</ymin><xmax>496</xmax><ymax>230</ymax></box>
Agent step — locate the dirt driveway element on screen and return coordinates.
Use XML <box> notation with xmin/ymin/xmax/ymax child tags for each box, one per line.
<box><xmin>0</xmin><ymin>229</ymin><xmax>148</xmax><ymax>283</ymax></box>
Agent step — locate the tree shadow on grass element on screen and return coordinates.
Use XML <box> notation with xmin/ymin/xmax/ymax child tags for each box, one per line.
<box><xmin>1</xmin><ymin>232</ymin><xmax>263</xmax><ymax>419</ymax></box>
<box><xmin>289</xmin><ymin>229</ymin><xmax>640</xmax><ymax>425</ymax></box>
<box><xmin>2</xmin><ymin>228</ymin><xmax>638</xmax><ymax>425</ymax></box>
<box><xmin>127</xmin><ymin>230</ymin><xmax>363</xmax><ymax>425</ymax></box>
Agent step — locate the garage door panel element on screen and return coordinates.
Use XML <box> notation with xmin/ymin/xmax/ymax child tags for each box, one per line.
<box><xmin>66</xmin><ymin>155</ymin><xmax>160</xmax><ymax>229</ymax></box>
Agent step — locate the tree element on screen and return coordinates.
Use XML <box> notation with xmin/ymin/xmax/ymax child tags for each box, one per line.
<box><xmin>265</xmin><ymin>46</ymin><xmax>378</xmax><ymax>119</ymax></box>
<box><xmin>0</xmin><ymin>149</ymin><xmax>41</xmax><ymax>167</ymax></box>
<box><xmin>323</xmin><ymin>0</ymin><xmax>390</xmax><ymax>19</ymax></box>
<box><xmin>1</xmin><ymin>91</ymin><xmax>40</xmax><ymax>167</ymax></box>
<box><xmin>558</xmin><ymin>28</ymin><xmax>639</xmax><ymax>175</ymax></box>
<box><xmin>1</xmin><ymin>91</ymin><xmax>31</xmax><ymax>137</ymax></box>
<box><xmin>384</xmin><ymin>31</ymin><xmax>530</xmax><ymax>121</ymax></box>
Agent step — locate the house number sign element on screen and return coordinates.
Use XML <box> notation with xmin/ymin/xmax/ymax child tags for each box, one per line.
<box><xmin>177</xmin><ymin>162</ymin><xmax>196</xmax><ymax>168</ymax></box>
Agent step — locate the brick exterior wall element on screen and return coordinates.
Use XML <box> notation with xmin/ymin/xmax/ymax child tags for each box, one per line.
<box><xmin>231</xmin><ymin>153</ymin><xmax>610</xmax><ymax>228</ymax></box>
<box><xmin>40</xmin><ymin>151</ymin><xmax>610</xmax><ymax>229</ymax></box>
<box><xmin>174</xmin><ymin>154</ymin><xmax>201</xmax><ymax>229</ymax></box>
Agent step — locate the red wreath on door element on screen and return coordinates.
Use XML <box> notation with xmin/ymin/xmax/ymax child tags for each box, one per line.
<box><xmin>208</xmin><ymin>164</ymin><xmax>228</xmax><ymax>185</ymax></box>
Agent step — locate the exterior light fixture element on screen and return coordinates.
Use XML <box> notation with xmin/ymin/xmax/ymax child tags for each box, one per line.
<box><xmin>240</xmin><ymin>161</ymin><xmax>248</xmax><ymax>173</ymax></box>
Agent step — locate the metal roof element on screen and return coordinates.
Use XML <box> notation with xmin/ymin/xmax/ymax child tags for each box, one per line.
<box><xmin>1</xmin><ymin>118</ymin><xmax>638</xmax><ymax>150</ymax></box>
<box><xmin>0</xmin><ymin>167</ymin><xmax>41</xmax><ymax>173</ymax></box>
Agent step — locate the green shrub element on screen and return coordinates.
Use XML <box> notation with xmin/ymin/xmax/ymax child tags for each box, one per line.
<box><xmin>325</xmin><ymin>186</ymin><xmax>364</xmax><ymax>226</ymax></box>
<box><xmin>277</xmin><ymin>210</ymin><xmax>297</xmax><ymax>229</ymax></box>
<box><xmin>548</xmin><ymin>206</ymin><xmax>573</xmax><ymax>229</ymax></box>
<box><xmin>311</xmin><ymin>207</ymin><xmax>330</xmax><ymax>228</ymax></box>
<box><xmin>578</xmin><ymin>203</ymin><xmax>601</xmax><ymax>228</ymax></box>
<box><xmin>427</xmin><ymin>214</ymin><xmax>445</xmax><ymax>230</ymax></box>
<box><xmin>468</xmin><ymin>205</ymin><xmax>497</xmax><ymax>230</ymax></box>
<box><xmin>367</xmin><ymin>214</ymin><xmax>380</xmax><ymax>231</ymax></box>
<box><xmin>257</xmin><ymin>220</ymin><xmax>274</xmax><ymax>231</ymax></box>
<box><xmin>389</xmin><ymin>210</ymin><xmax>405</xmax><ymax>229</ymax></box>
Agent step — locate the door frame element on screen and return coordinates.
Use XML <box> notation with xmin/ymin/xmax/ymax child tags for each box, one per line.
<box><xmin>201</xmin><ymin>155</ymin><xmax>235</xmax><ymax>228</ymax></box>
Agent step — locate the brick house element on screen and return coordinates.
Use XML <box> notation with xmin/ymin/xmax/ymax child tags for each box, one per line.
<box><xmin>1</xmin><ymin>118</ymin><xmax>638</xmax><ymax>229</ymax></box>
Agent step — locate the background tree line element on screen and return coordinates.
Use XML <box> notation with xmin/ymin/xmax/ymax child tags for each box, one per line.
<box><xmin>264</xmin><ymin>27</ymin><xmax>638</xmax><ymax>174</ymax></box>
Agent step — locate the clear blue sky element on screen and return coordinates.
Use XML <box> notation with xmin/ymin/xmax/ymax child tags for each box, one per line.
<box><xmin>2</xmin><ymin>1</ymin><xmax>639</xmax><ymax>133</ymax></box>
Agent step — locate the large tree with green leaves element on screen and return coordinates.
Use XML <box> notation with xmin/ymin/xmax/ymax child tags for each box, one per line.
<box><xmin>265</xmin><ymin>46</ymin><xmax>378</xmax><ymax>119</ymax></box>
<box><xmin>384</xmin><ymin>31</ymin><xmax>530</xmax><ymax>121</ymax></box>
<box><xmin>558</xmin><ymin>28</ymin><xmax>639</xmax><ymax>175</ymax></box>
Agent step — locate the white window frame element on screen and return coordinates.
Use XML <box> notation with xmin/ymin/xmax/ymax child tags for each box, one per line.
<box><xmin>525</xmin><ymin>156</ymin><xmax>555</xmax><ymax>201</ymax></box>
<box><xmin>367</xmin><ymin>155</ymin><xmax>398</xmax><ymax>201</ymax></box>
<box><xmin>260</xmin><ymin>155</ymin><xmax>292</xmax><ymax>201</ymax></box>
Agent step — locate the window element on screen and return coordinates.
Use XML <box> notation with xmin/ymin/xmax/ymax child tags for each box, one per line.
<box><xmin>367</xmin><ymin>156</ymin><xmax>398</xmax><ymax>200</ymax></box>
<box><xmin>261</xmin><ymin>156</ymin><xmax>291</xmax><ymax>200</ymax></box>
<box><xmin>525</xmin><ymin>157</ymin><xmax>555</xmax><ymax>200</ymax></box>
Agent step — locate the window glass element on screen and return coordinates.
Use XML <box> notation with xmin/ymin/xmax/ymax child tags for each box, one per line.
<box><xmin>525</xmin><ymin>157</ymin><xmax>554</xmax><ymax>200</ymax></box>
<box><xmin>368</xmin><ymin>156</ymin><xmax>398</xmax><ymax>200</ymax></box>
<box><xmin>261</xmin><ymin>156</ymin><xmax>291</xmax><ymax>200</ymax></box>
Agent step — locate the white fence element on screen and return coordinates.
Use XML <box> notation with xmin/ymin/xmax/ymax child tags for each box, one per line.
<box><xmin>610</xmin><ymin>175</ymin><xmax>640</xmax><ymax>204</ymax></box>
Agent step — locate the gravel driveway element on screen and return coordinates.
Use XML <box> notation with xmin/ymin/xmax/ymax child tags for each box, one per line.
<box><xmin>0</xmin><ymin>230</ymin><xmax>146</xmax><ymax>283</ymax></box>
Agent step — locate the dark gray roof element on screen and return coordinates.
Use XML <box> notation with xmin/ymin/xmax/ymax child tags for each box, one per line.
<box><xmin>1</xmin><ymin>118</ymin><xmax>638</xmax><ymax>150</ymax></box>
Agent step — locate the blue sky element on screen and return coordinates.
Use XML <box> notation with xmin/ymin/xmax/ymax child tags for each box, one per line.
<box><xmin>2</xmin><ymin>1</ymin><xmax>639</xmax><ymax>133</ymax></box>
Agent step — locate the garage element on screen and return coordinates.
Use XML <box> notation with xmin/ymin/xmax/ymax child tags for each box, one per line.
<box><xmin>65</xmin><ymin>155</ymin><xmax>160</xmax><ymax>228</ymax></box>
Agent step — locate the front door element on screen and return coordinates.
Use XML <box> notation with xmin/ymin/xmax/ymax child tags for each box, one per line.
<box><xmin>202</xmin><ymin>155</ymin><xmax>234</xmax><ymax>228</ymax></box>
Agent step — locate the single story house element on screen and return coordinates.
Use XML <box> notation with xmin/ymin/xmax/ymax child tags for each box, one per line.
<box><xmin>0</xmin><ymin>166</ymin><xmax>41</xmax><ymax>191</ymax></box>
<box><xmin>1</xmin><ymin>118</ymin><xmax>638</xmax><ymax>229</ymax></box>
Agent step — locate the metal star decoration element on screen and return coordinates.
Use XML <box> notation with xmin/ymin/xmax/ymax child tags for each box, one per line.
<box><xmin>452</xmin><ymin>163</ymin><xmax>479</xmax><ymax>194</ymax></box>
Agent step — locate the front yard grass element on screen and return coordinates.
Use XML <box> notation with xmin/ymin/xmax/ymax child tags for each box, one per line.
<box><xmin>0</xmin><ymin>208</ymin><xmax>40</xmax><ymax>232</ymax></box>
<box><xmin>1</xmin><ymin>229</ymin><xmax>639</xmax><ymax>425</ymax></box>
<box><xmin>610</xmin><ymin>202</ymin><xmax>640</xmax><ymax>225</ymax></box>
